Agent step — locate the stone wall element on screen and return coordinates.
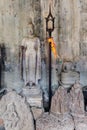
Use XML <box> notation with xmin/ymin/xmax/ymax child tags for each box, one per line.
<box><xmin>0</xmin><ymin>0</ymin><xmax>41</xmax><ymax>64</ymax></box>
<box><xmin>0</xmin><ymin>0</ymin><xmax>86</xmax><ymax>60</ymax></box>
<box><xmin>0</xmin><ymin>0</ymin><xmax>87</xmax><ymax>91</ymax></box>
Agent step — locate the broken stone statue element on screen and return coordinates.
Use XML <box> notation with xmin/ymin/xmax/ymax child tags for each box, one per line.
<box><xmin>69</xmin><ymin>82</ymin><xmax>85</xmax><ymax>117</ymax></box>
<box><xmin>69</xmin><ymin>82</ymin><xmax>87</xmax><ymax>130</ymax></box>
<box><xmin>51</xmin><ymin>86</ymin><xmax>69</xmax><ymax>115</ymax></box>
<box><xmin>0</xmin><ymin>91</ymin><xmax>34</xmax><ymax>130</ymax></box>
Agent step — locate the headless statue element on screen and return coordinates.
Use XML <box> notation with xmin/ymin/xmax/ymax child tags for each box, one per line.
<box><xmin>20</xmin><ymin>22</ymin><xmax>41</xmax><ymax>87</ymax></box>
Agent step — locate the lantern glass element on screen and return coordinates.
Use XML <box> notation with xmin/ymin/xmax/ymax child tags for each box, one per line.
<box><xmin>48</xmin><ymin>19</ymin><xmax>53</xmax><ymax>30</ymax></box>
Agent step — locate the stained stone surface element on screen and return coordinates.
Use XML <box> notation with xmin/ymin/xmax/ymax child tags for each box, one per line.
<box><xmin>51</xmin><ymin>86</ymin><xmax>69</xmax><ymax>115</ymax></box>
<box><xmin>69</xmin><ymin>82</ymin><xmax>85</xmax><ymax>116</ymax></box>
<box><xmin>36</xmin><ymin>113</ymin><xmax>74</xmax><ymax>130</ymax></box>
<box><xmin>0</xmin><ymin>91</ymin><xmax>34</xmax><ymax>130</ymax></box>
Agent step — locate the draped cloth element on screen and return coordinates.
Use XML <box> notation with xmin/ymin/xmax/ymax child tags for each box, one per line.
<box><xmin>20</xmin><ymin>37</ymin><xmax>41</xmax><ymax>86</ymax></box>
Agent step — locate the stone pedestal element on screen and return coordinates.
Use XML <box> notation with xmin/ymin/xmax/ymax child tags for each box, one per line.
<box><xmin>21</xmin><ymin>86</ymin><xmax>43</xmax><ymax>119</ymax></box>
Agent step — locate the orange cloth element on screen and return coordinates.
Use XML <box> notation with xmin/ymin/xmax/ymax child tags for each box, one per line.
<box><xmin>48</xmin><ymin>38</ymin><xmax>58</xmax><ymax>59</ymax></box>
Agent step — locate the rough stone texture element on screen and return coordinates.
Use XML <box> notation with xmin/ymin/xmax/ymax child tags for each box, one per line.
<box><xmin>0</xmin><ymin>91</ymin><xmax>34</xmax><ymax>130</ymax></box>
<box><xmin>69</xmin><ymin>82</ymin><xmax>85</xmax><ymax>117</ymax></box>
<box><xmin>36</xmin><ymin>113</ymin><xmax>74</xmax><ymax>130</ymax></box>
<box><xmin>74</xmin><ymin>116</ymin><xmax>87</xmax><ymax>130</ymax></box>
<box><xmin>51</xmin><ymin>86</ymin><xmax>69</xmax><ymax>114</ymax></box>
<box><xmin>31</xmin><ymin>107</ymin><xmax>43</xmax><ymax>120</ymax></box>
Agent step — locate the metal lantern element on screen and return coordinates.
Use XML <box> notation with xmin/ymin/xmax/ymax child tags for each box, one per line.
<box><xmin>45</xmin><ymin>5</ymin><xmax>55</xmax><ymax>111</ymax></box>
<box><xmin>46</xmin><ymin>5</ymin><xmax>55</xmax><ymax>37</ymax></box>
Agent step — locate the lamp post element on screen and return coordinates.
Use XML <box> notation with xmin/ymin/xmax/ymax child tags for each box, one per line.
<box><xmin>46</xmin><ymin>5</ymin><xmax>55</xmax><ymax>111</ymax></box>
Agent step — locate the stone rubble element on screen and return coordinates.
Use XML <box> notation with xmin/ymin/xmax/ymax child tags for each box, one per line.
<box><xmin>36</xmin><ymin>113</ymin><xmax>74</xmax><ymax>130</ymax></box>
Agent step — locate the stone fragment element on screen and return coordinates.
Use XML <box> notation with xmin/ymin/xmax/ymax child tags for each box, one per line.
<box><xmin>0</xmin><ymin>91</ymin><xmax>34</xmax><ymax>130</ymax></box>
<box><xmin>51</xmin><ymin>86</ymin><xmax>69</xmax><ymax>115</ymax></box>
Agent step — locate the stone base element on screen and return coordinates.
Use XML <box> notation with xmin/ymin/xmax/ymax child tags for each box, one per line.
<box><xmin>31</xmin><ymin>107</ymin><xmax>43</xmax><ymax>120</ymax></box>
<box><xmin>22</xmin><ymin>86</ymin><xmax>43</xmax><ymax>108</ymax></box>
<box><xmin>21</xmin><ymin>86</ymin><xmax>43</xmax><ymax>120</ymax></box>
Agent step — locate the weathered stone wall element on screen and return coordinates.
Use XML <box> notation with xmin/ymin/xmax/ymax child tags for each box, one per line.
<box><xmin>0</xmin><ymin>0</ymin><xmax>41</xmax><ymax>64</ymax></box>
<box><xmin>80</xmin><ymin>0</ymin><xmax>87</xmax><ymax>56</ymax></box>
<box><xmin>0</xmin><ymin>0</ymin><xmax>87</xmax><ymax>91</ymax></box>
<box><xmin>0</xmin><ymin>0</ymin><xmax>86</xmax><ymax>60</ymax></box>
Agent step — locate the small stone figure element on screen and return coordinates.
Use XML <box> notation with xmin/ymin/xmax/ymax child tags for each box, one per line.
<box><xmin>69</xmin><ymin>82</ymin><xmax>85</xmax><ymax>116</ymax></box>
<box><xmin>20</xmin><ymin>22</ymin><xmax>41</xmax><ymax>87</ymax></box>
<box><xmin>51</xmin><ymin>86</ymin><xmax>69</xmax><ymax>115</ymax></box>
